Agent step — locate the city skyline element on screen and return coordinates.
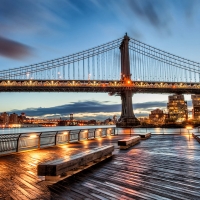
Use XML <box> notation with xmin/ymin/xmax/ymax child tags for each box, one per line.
<box><xmin>1</xmin><ymin>0</ymin><xmax>200</xmax><ymax>119</ymax></box>
<box><xmin>0</xmin><ymin>95</ymin><xmax>194</xmax><ymax>120</ymax></box>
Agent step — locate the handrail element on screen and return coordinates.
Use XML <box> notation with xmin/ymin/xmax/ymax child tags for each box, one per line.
<box><xmin>0</xmin><ymin>127</ymin><xmax>116</xmax><ymax>156</ymax></box>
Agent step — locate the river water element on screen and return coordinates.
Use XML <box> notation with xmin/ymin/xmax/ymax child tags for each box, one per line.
<box><xmin>0</xmin><ymin>125</ymin><xmax>115</xmax><ymax>134</ymax></box>
<box><xmin>0</xmin><ymin>125</ymin><xmax>198</xmax><ymax>135</ymax></box>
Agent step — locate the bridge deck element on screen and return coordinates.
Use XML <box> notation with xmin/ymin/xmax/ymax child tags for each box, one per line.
<box><xmin>0</xmin><ymin>133</ymin><xmax>199</xmax><ymax>199</ymax></box>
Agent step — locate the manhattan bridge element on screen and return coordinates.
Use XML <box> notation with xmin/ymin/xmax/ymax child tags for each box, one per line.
<box><xmin>0</xmin><ymin>34</ymin><xmax>200</xmax><ymax>127</ymax></box>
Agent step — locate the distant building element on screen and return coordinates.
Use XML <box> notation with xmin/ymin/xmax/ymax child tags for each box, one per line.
<box><xmin>96</xmin><ymin>120</ymin><xmax>101</xmax><ymax>125</ymax></box>
<box><xmin>167</xmin><ymin>94</ymin><xmax>188</xmax><ymax>122</ymax></box>
<box><xmin>9</xmin><ymin>113</ymin><xmax>19</xmax><ymax>124</ymax></box>
<box><xmin>58</xmin><ymin>120</ymin><xmax>69</xmax><ymax>126</ymax></box>
<box><xmin>138</xmin><ymin>117</ymin><xmax>150</xmax><ymax>125</ymax></box>
<box><xmin>88</xmin><ymin>119</ymin><xmax>96</xmax><ymax>125</ymax></box>
<box><xmin>0</xmin><ymin>112</ymin><xmax>9</xmax><ymax>124</ymax></box>
<box><xmin>113</xmin><ymin>115</ymin><xmax>117</xmax><ymax>124</ymax></box>
<box><xmin>191</xmin><ymin>95</ymin><xmax>200</xmax><ymax>120</ymax></box>
<box><xmin>104</xmin><ymin>118</ymin><xmax>112</xmax><ymax>125</ymax></box>
<box><xmin>70</xmin><ymin>113</ymin><xmax>73</xmax><ymax>121</ymax></box>
<box><xmin>18</xmin><ymin>112</ymin><xmax>27</xmax><ymax>123</ymax></box>
<box><xmin>149</xmin><ymin>109</ymin><xmax>167</xmax><ymax>125</ymax></box>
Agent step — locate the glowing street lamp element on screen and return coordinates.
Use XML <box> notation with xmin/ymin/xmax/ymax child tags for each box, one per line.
<box><xmin>30</xmin><ymin>134</ymin><xmax>37</xmax><ymax>139</ymax></box>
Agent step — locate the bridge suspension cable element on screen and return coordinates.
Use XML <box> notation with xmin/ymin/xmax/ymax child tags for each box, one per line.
<box><xmin>0</xmin><ymin>38</ymin><xmax>122</xmax><ymax>80</ymax></box>
<box><xmin>1</xmin><ymin>35</ymin><xmax>200</xmax><ymax>83</ymax></box>
<box><xmin>129</xmin><ymin>38</ymin><xmax>200</xmax><ymax>83</ymax></box>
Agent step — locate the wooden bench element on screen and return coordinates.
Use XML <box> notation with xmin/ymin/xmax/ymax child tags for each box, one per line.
<box><xmin>192</xmin><ymin>133</ymin><xmax>200</xmax><ymax>138</ymax></box>
<box><xmin>196</xmin><ymin>136</ymin><xmax>200</xmax><ymax>143</ymax></box>
<box><xmin>192</xmin><ymin>133</ymin><xmax>200</xmax><ymax>142</ymax></box>
<box><xmin>37</xmin><ymin>145</ymin><xmax>114</xmax><ymax>182</ymax></box>
<box><xmin>139</xmin><ymin>133</ymin><xmax>151</xmax><ymax>140</ymax></box>
<box><xmin>118</xmin><ymin>136</ymin><xmax>140</xmax><ymax>149</ymax></box>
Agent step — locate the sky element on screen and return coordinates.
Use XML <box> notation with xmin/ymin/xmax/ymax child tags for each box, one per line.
<box><xmin>0</xmin><ymin>0</ymin><xmax>200</xmax><ymax>120</ymax></box>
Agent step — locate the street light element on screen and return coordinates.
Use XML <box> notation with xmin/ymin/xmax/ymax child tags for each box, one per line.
<box><xmin>186</xmin><ymin>126</ymin><xmax>193</xmax><ymax>141</ymax></box>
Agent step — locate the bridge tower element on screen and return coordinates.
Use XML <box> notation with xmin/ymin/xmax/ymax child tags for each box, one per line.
<box><xmin>116</xmin><ymin>33</ymin><xmax>140</xmax><ymax>127</ymax></box>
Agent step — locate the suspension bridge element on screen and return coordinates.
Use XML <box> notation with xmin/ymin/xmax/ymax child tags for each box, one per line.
<box><xmin>1</xmin><ymin>33</ymin><xmax>200</xmax><ymax>127</ymax></box>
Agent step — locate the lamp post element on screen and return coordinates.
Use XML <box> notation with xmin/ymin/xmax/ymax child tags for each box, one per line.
<box><xmin>186</xmin><ymin>126</ymin><xmax>193</xmax><ymax>141</ymax></box>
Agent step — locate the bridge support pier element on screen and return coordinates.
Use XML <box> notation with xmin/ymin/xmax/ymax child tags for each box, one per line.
<box><xmin>116</xmin><ymin>91</ymin><xmax>140</xmax><ymax>128</ymax></box>
<box><xmin>116</xmin><ymin>33</ymin><xmax>140</xmax><ymax>128</ymax></box>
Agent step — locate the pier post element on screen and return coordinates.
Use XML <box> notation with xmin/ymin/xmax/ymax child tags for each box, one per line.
<box><xmin>38</xmin><ymin>132</ymin><xmax>42</xmax><ymax>149</ymax></box>
<box><xmin>16</xmin><ymin>134</ymin><xmax>21</xmax><ymax>152</ymax></box>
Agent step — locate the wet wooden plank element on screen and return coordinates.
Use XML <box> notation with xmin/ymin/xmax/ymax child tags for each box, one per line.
<box><xmin>0</xmin><ymin>134</ymin><xmax>200</xmax><ymax>199</ymax></box>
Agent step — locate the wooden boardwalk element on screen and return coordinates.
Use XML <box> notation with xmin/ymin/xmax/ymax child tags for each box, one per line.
<box><xmin>0</xmin><ymin>134</ymin><xmax>200</xmax><ymax>199</ymax></box>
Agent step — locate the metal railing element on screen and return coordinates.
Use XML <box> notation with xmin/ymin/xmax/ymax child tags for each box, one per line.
<box><xmin>0</xmin><ymin>127</ymin><xmax>116</xmax><ymax>155</ymax></box>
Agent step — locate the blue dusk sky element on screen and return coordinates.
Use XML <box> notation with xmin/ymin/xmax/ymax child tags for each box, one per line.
<box><xmin>0</xmin><ymin>0</ymin><xmax>199</xmax><ymax>120</ymax></box>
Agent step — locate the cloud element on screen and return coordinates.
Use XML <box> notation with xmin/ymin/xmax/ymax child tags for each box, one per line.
<box><xmin>128</xmin><ymin>0</ymin><xmax>167</xmax><ymax>29</ymax></box>
<box><xmin>5</xmin><ymin>99</ymin><xmax>179</xmax><ymax>120</ymax></box>
<box><xmin>126</xmin><ymin>0</ymin><xmax>199</xmax><ymax>36</ymax></box>
<box><xmin>9</xmin><ymin>101</ymin><xmax>121</xmax><ymax>117</ymax></box>
<box><xmin>88</xmin><ymin>0</ymin><xmax>200</xmax><ymax>37</ymax></box>
<box><xmin>0</xmin><ymin>0</ymin><xmax>198</xmax><ymax>47</ymax></box>
<box><xmin>5</xmin><ymin>99</ymin><xmax>193</xmax><ymax>119</ymax></box>
<box><xmin>0</xmin><ymin>36</ymin><xmax>32</xmax><ymax>59</ymax></box>
<box><xmin>134</xmin><ymin>101</ymin><xmax>167</xmax><ymax>109</ymax></box>
<box><xmin>0</xmin><ymin>0</ymin><xmax>73</xmax><ymax>37</ymax></box>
